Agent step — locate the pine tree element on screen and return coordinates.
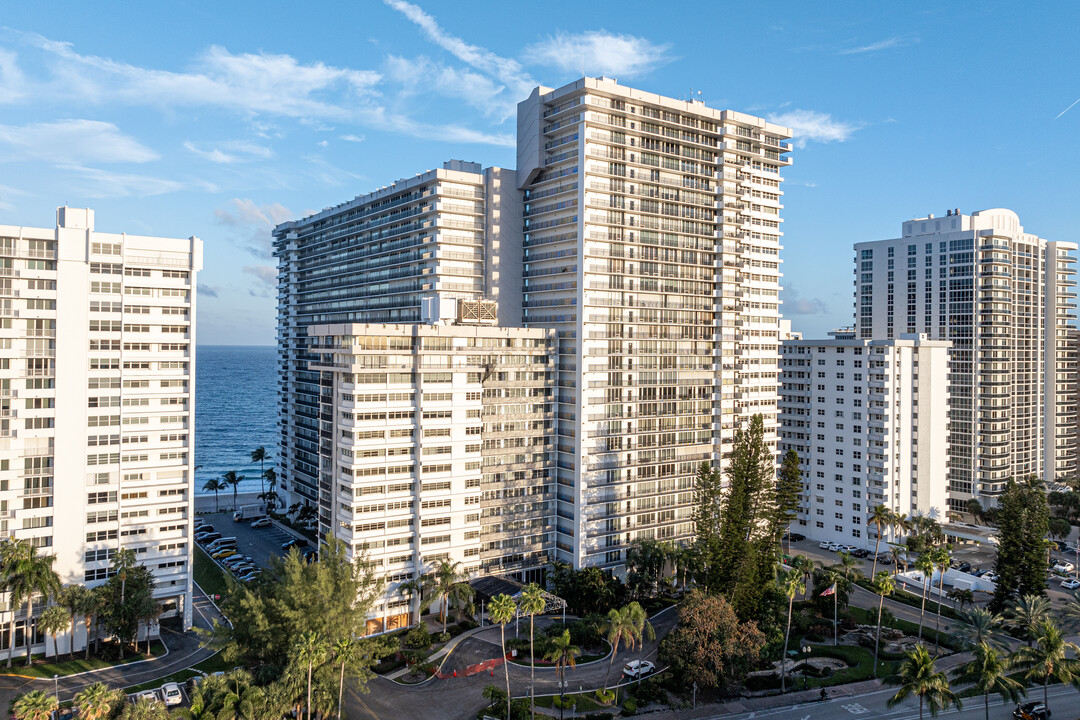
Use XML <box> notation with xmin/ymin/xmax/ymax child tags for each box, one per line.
<box><xmin>990</xmin><ymin>476</ymin><xmax>1049</xmax><ymax>612</ymax></box>
<box><xmin>773</xmin><ymin>449</ymin><xmax>803</xmax><ymax>543</ymax></box>
<box><xmin>692</xmin><ymin>461</ymin><xmax>724</xmax><ymax>592</ymax></box>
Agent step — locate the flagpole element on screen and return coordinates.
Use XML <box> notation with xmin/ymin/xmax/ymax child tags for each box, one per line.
<box><xmin>833</xmin><ymin>586</ymin><xmax>838</xmax><ymax>646</ymax></box>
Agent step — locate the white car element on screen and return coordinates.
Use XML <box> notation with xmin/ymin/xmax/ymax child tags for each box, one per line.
<box><xmin>1061</xmin><ymin>578</ymin><xmax>1080</xmax><ymax>590</ymax></box>
<box><xmin>251</xmin><ymin>517</ymin><xmax>272</xmax><ymax>528</ymax></box>
<box><xmin>1054</xmin><ymin>562</ymin><xmax>1075</xmax><ymax>574</ymax></box>
<box><xmin>135</xmin><ymin>691</ymin><xmax>159</xmax><ymax>705</ymax></box>
<box><xmin>622</xmin><ymin>659</ymin><xmax>656</xmax><ymax>679</ymax></box>
<box><xmin>827</xmin><ymin>543</ymin><xmax>842</xmax><ymax>552</ymax></box>
<box><xmin>818</xmin><ymin>541</ymin><xmax>831</xmax><ymax>549</ymax></box>
<box><xmin>838</xmin><ymin>545</ymin><xmax>857</xmax><ymax>554</ymax></box>
<box><xmin>161</xmin><ymin>683</ymin><xmax>182</xmax><ymax>706</ymax></box>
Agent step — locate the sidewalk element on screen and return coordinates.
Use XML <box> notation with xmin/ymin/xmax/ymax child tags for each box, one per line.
<box><xmin>385</xmin><ymin>623</ymin><xmax>491</xmax><ymax>681</ymax></box>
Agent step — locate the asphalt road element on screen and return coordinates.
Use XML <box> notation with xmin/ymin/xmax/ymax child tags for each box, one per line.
<box><xmin>715</xmin><ymin>683</ymin><xmax>1076</xmax><ymax>720</ymax></box>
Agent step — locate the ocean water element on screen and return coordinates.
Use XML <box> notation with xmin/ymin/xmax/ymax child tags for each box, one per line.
<box><xmin>195</xmin><ymin>345</ymin><xmax>277</xmax><ymax>495</ymax></box>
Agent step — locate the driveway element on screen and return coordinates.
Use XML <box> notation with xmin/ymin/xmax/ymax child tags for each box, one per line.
<box><xmin>349</xmin><ymin>606</ymin><xmax>679</xmax><ymax>720</ymax></box>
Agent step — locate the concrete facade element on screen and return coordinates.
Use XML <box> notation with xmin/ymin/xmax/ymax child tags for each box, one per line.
<box><xmin>0</xmin><ymin>208</ymin><xmax>201</xmax><ymax>657</ymax></box>
<box><xmin>853</xmin><ymin>209</ymin><xmax>1077</xmax><ymax>510</ymax></box>
<box><xmin>780</xmin><ymin>328</ymin><xmax>951</xmax><ymax>549</ymax></box>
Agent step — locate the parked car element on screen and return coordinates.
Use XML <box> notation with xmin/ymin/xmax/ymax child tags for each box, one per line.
<box><xmin>838</xmin><ymin>545</ymin><xmax>857</xmax><ymax>554</ymax></box>
<box><xmin>877</xmin><ymin>554</ymin><xmax>893</xmax><ymax>565</ymax></box>
<box><xmin>195</xmin><ymin>532</ymin><xmax>221</xmax><ymax>544</ymax></box>
<box><xmin>1061</xmin><ymin>578</ymin><xmax>1080</xmax><ymax>590</ymax></box>
<box><xmin>827</xmin><ymin>543</ymin><xmax>841</xmax><ymax>552</ymax></box>
<box><xmin>818</xmin><ymin>541</ymin><xmax>832</xmax><ymax>549</ymax></box>
<box><xmin>161</xmin><ymin>683</ymin><xmax>182</xmax><ymax>707</ymax></box>
<box><xmin>1014</xmin><ymin>701</ymin><xmax>1051</xmax><ymax>719</ymax></box>
<box><xmin>212</xmin><ymin>549</ymin><xmax>237</xmax><ymax>560</ymax></box>
<box><xmin>239</xmin><ymin>572</ymin><xmax>260</xmax><ymax>582</ymax></box>
<box><xmin>983</xmin><ymin>572</ymin><xmax>999</xmax><ymax>583</ymax></box>
<box><xmin>302</xmin><ymin>548</ymin><xmax>318</xmax><ymax>562</ymax></box>
<box><xmin>251</xmin><ymin>517</ymin><xmax>272</xmax><ymax>529</ymax></box>
<box><xmin>194</xmin><ymin>522</ymin><xmax>213</xmax><ymax>533</ymax></box>
<box><xmin>785</xmin><ymin>532</ymin><xmax>806</xmax><ymax>542</ymax></box>
<box><xmin>852</xmin><ymin>549</ymin><xmax>870</xmax><ymax>558</ymax></box>
<box><xmin>282</xmin><ymin>538</ymin><xmax>304</xmax><ymax>550</ymax></box>
<box><xmin>136</xmin><ymin>691</ymin><xmax>159</xmax><ymax>705</ymax></box>
<box><xmin>1054</xmin><ymin>561</ymin><xmax>1075</xmax><ymax>574</ymax></box>
<box><xmin>957</xmin><ymin>562</ymin><xmax>972</xmax><ymax>573</ymax></box>
<box><xmin>622</xmin><ymin>660</ymin><xmax>656</xmax><ymax>679</ymax></box>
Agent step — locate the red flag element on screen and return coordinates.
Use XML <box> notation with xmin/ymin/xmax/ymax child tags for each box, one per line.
<box><xmin>821</xmin><ymin>583</ymin><xmax>837</xmax><ymax>597</ymax></box>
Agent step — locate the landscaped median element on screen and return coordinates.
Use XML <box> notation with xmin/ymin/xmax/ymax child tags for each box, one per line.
<box><xmin>193</xmin><ymin>544</ymin><xmax>232</xmax><ymax>599</ymax></box>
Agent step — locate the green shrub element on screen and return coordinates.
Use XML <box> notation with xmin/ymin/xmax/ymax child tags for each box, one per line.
<box><xmin>595</xmin><ymin>688</ymin><xmax>615</xmax><ymax>704</ymax></box>
<box><xmin>403</xmin><ymin>624</ymin><xmax>432</xmax><ymax>649</ymax></box>
<box><xmin>438</xmin><ymin>631</ymin><xmax>451</xmax><ymax>643</ymax></box>
<box><xmin>622</xmin><ymin>698</ymin><xmax>638</xmax><ymax>715</ymax></box>
<box><xmin>634</xmin><ymin>677</ymin><xmax>666</xmax><ymax>705</ymax></box>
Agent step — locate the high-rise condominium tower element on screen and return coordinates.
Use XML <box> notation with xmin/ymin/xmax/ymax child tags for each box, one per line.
<box><xmin>0</xmin><ymin>208</ymin><xmax>201</xmax><ymax>658</ymax></box>
<box><xmin>274</xmin><ymin>161</ymin><xmax>522</xmax><ymax>506</ymax></box>
<box><xmin>517</xmin><ymin>77</ymin><xmax>792</xmax><ymax>568</ymax></box>
<box><xmin>853</xmin><ymin>209</ymin><xmax>1077</xmax><ymax>510</ymax></box>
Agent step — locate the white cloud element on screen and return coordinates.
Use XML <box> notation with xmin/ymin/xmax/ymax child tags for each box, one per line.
<box><xmin>243</xmin><ymin>264</ymin><xmax>277</xmax><ymax>287</ymax></box>
<box><xmin>19</xmin><ymin>33</ymin><xmax>382</xmax><ymax>120</ymax></box>
<box><xmin>782</xmin><ymin>286</ymin><xmax>828</xmax><ymax>315</ymax></box>
<box><xmin>214</xmin><ymin>199</ymin><xmax>293</xmax><ymax>258</ymax></box>
<box><xmin>58</xmin><ymin>165</ymin><xmax>184</xmax><ymax>198</ymax></box>
<box><xmin>767</xmin><ymin>109</ymin><xmax>862</xmax><ymax>148</ymax></box>
<box><xmin>0</xmin><ymin>49</ymin><xmax>27</xmax><ymax>104</ymax></box>
<box><xmin>839</xmin><ymin>37</ymin><xmax>908</xmax><ymax>55</ymax></box>
<box><xmin>341</xmin><ymin>134</ymin><xmax>365</xmax><ymax>143</ymax></box>
<box><xmin>385</xmin><ymin>54</ymin><xmax>514</xmax><ymax>119</ymax></box>
<box><xmin>383</xmin><ymin>0</ymin><xmax>536</xmax><ymax>107</ymax></box>
<box><xmin>0</xmin><ymin>119</ymin><xmax>157</xmax><ymax>163</ymax></box>
<box><xmin>183</xmin><ymin>140</ymin><xmax>273</xmax><ymax>164</ymax></box>
<box><xmin>524</xmin><ymin>31</ymin><xmax>673</xmax><ymax>78</ymax></box>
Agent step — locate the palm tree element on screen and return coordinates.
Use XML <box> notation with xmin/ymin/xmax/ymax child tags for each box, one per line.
<box><xmin>891</xmin><ymin>512</ymin><xmax>912</xmax><ymax>548</ymax></box>
<box><xmin>58</xmin><ymin>584</ymin><xmax>92</xmax><ymax>661</ymax></box>
<box><xmin>119</xmin><ymin>696</ymin><xmax>169</xmax><ymax>720</ymax></box>
<box><xmin>867</xmin><ymin>504</ymin><xmax>892</xmax><ymax>577</ymax></box>
<box><xmin>1013</xmin><ymin>619</ymin><xmax>1080</xmax><ymax>714</ymax></box>
<box><xmin>489</xmin><ymin>594</ymin><xmax>516</xmax><ymax>720</ymax></box>
<box><xmin>958</xmin><ymin>608</ymin><xmax>1005</xmax><ymax>650</ymax></box>
<box><xmin>519</xmin><ymin>583</ymin><xmax>546</xmax><ymax>719</ymax></box>
<box><xmin>73</xmin><ymin>683</ymin><xmax>123</xmax><ymax>720</ymax></box>
<box><xmin>87</xmin><ymin>585</ymin><xmax>108</xmax><ymax>658</ymax></box>
<box><xmin>399</xmin><ymin>576</ymin><xmax>434</xmax><ymax>627</ymax></box>
<box><xmin>1</xmin><ymin>538</ymin><xmax>32</xmax><ymax>668</ymax></box>
<box><xmin>433</xmin><ymin>560</ymin><xmax>473</xmax><ymax>633</ymax></box>
<box><xmin>40</xmin><ymin>604</ymin><xmax>68</xmax><ymax>662</ymax></box>
<box><xmin>544</xmin><ymin>630</ymin><xmax>581</xmax><ymax>720</ymax></box>
<box><xmin>12</xmin><ymin>690</ymin><xmax>56</xmax><ymax>720</ymax></box>
<box><xmin>331</xmin><ymin>637</ymin><xmax>358</xmax><ymax>720</ymax></box>
<box><xmin>914</xmin><ymin>552</ymin><xmax>934</xmax><ymax>641</ymax></box>
<box><xmin>112</xmin><ymin>547</ymin><xmax>137</xmax><ymax>606</ymax></box>
<box><xmin>251</xmin><ymin>446</ymin><xmax>269</xmax><ymax>500</ymax></box>
<box><xmin>202</xmin><ymin>477</ymin><xmax>226</xmax><ymax>512</ymax></box>
<box><xmin>930</xmin><ymin>545</ymin><xmax>950</xmax><ymax>655</ymax></box>
<box><xmin>262</xmin><ymin>467</ymin><xmax>279</xmax><ymax>511</ymax></box>
<box><xmin>1011</xmin><ymin>594</ymin><xmax>1053</xmax><ymax>646</ymax></box>
<box><xmin>779</xmin><ymin>568</ymin><xmax>805</xmax><ymax>693</ymax></box>
<box><xmin>948</xmin><ymin>588</ymin><xmax>974</xmax><ymax>613</ymax></box>
<box><xmin>604</xmin><ymin>601</ymin><xmax>654</xmax><ymax>703</ymax></box>
<box><xmin>886</xmin><ymin>645</ymin><xmax>960</xmax><ymax>720</ymax></box>
<box><xmin>871</xmin><ymin>571</ymin><xmax>895</xmax><ymax>679</ymax></box>
<box><xmin>222</xmin><ymin>470</ymin><xmax>244</xmax><ymax>511</ymax></box>
<box><xmin>19</xmin><ymin>545</ymin><xmax>60</xmax><ymax>665</ymax></box>
<box><xmin>791</xmin><ymin>554</ymin><xmax>816</xmax><ymax>600</ymax></box>
<box><xmin>294</xmin><ymin>631</ymin><xmax>328</xmax><ymax>720</ymax></box>
<box><xmin>951</xmin><ymin>642</ymin><xmax>1024</xmax><ymax>720</ymax></box>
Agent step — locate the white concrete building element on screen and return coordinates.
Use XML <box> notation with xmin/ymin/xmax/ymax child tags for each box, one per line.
<box><xmin>517</xmin><ymin>77</ymin><xmax>792</xmax><ymax>569</ymax></box>
<box><xmin>273</xmin><ymin>161</ymin><xmax>522</xmax><ymax>510</ymax></box>
<box><xmin>854</xmin><ymin>209</ymin><xmax>1077</xmax><ymax>511</ymax></box>
<box><xmin>779</xmin><ymin>328</ymin><xmax>951</xmax><ymax>549</ymax></box>
<box><xmin>0</xmin><ymin>208</ymin><xmax>201</xmax><ymax>657</ymax></box>
<box><xmin>306</xmin><ymin>322</ymin><xmax>556</xmax><ymax>633</ymax></box>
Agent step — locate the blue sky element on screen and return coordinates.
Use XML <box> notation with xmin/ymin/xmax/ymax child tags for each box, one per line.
<box><xmin>1</xmin><ymin>1</ymin><xmax>1077</xmax><ymax>344</ymax></box>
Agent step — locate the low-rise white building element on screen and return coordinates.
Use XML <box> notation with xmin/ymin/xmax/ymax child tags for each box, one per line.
<box><xmin>0</xmin><ymin>208</ymin><xmax>200</xmax><ymax>658</ymax></box>
<box><xmin>779</xmin><ymin>328</ymin><xmax>950</xmax><ymax>550</ymax></box>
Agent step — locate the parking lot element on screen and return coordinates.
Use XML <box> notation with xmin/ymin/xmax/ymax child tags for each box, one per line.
<box><xmin>195</xmin><ymin>511</ymin><xmax>312</xmax><ymax>576</ymax></box>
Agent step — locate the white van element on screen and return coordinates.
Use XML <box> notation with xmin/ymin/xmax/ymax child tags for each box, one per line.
<box><xmin>207</xmin><ymin>537</ymin><xmax>237</xmax><ymax>553</ymax></box>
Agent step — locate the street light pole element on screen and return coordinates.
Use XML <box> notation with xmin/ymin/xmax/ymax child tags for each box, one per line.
<box><xmin>53</xmin><ymin>674</ymin><xmax>59</xmax><ymax>705</ymax></box>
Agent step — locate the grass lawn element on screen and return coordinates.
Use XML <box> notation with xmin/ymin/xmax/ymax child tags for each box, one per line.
<box><xmin>194</xmin><ymin>545</ymin><xmax>232</xmax><ymax>599</ymax></box>
<box><xmin>0</xmin><ymin>641</ymin><xmax>168</xmax><ymax>678</ymax></box>
<box><xmin>535</xmin><ymin>692</ymin><xmax>604</xmax><ymax>711</ymax></box>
